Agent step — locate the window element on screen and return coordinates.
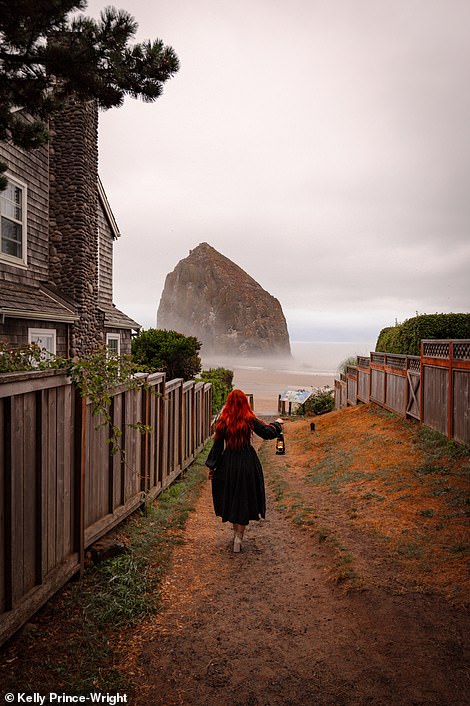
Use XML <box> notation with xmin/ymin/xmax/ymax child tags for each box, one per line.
<box><xmin>106</xmin><ymin>333</ymin><xmax>120</xmax><ymax>355</ymax></box>
<box><xmin>1</xmin><ymin>176</ymin><xmax>27</xmax><ymax>265</ymax></box>
<box><xmin>28</xmin><ymin>328</ymin><xmax>57</xmax><ymax>356</ymax></box>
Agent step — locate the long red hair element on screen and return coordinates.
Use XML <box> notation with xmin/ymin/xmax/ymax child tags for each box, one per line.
<box><xmin>215</xmin><ymin>389</ymin><xmax>255</xmax><ymax>450</ymax></box>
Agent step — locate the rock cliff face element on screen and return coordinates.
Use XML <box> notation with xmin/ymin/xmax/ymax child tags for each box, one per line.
<box><xmin>157</xmin><ymin>243</ymin><xmax>291</xmax><ymax>358</ymax></box>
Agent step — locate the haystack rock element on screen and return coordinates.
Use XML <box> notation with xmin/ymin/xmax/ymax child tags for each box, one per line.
<box><xmin>157</xmin><ymin>242</ymin><xmax>291</xmax><ymax>358</ymax></box>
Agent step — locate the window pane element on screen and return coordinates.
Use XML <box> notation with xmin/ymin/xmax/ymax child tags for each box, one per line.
<box><xmin>1</xmin><ymin>185</ymin><xmax>22</xmax><ymax>217</ymax></box>
<box><xmin>1</xmin><ymin>218</ymin><xmax>22</xmax><ymax>257</ymax></box>
<box><xmin>0</xmin><ymin>181</ymin><xmax>24</xmax><ymax>261</ymax></box>
<box><xmin>28</xmin><ymin>329</ymin><xmax>56</xmax><ymax>358</ymax></box>
<box><xmin>107</xmin><ymin>337</ymin><xmax>119</xmax><ymax>354</ymax></box>
<box><xmin>2</xmin><ymin>200</ymin><xmax>21</xmax><ymax>221</ymax></box>
<box><xmin>30</xmin><ymin>333</ymin><xmax>54</xmax><ymax>353</ymax></box>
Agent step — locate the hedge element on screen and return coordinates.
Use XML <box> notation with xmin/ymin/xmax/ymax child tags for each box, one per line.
<box><xmin>376</xmin><ymin>313</ymin><xmax>470</xmax><ymax>356</ymax></box>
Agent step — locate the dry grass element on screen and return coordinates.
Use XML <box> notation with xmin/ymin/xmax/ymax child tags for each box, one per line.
<box><xmin>262</xmin><ymin>404</ymin><xmax>470</xmax><ymax>601</ymax></box>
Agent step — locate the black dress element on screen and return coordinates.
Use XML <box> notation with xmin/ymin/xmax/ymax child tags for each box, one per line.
<box><xmin>206</xmin><ymin>418</ymin><xmax>282</xmax><ymax>525</ymax></box>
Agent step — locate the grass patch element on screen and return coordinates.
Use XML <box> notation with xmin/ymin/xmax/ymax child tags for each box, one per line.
<box><xmin>263</xmin><ymin>409</ymin><xmax>470</xmax><ymax>599</ymax></box>
<box><xmin>419</xmin><ymin>509</ymin><xmax>435</xmax><ymax>518</ymax></box>
<box><xmin>396</xmin><ymin>542</ymin><xmax>425</xmax><ymax>559</ymax></box>
<box><xmin>416</xmin><ymin>426</ymin><xmax>469</xmax><ymax>461</ymax></box>
<box><xmin>362</xmin><ymin>492</ymin><xmax>385</xmax><ymax>502</ymax></box>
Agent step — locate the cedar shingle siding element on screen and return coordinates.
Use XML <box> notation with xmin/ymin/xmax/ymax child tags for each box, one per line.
<box><xmin>98</xmin><ymin>198</ymin><xmax>114</xmax><ymax>304</ymax></box>
<box><xmin>0</xmin><ymin>126</ymin><xmax>49</xmax><ymax>283</ymax></box>
<box><xmin>0</xmin><ymin>102</ymin><xmax>140</xmax><ymax>358</ymax></box>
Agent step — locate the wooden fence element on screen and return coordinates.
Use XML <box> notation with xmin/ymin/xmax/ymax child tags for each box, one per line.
<box><xmin>0</xmin><ymin>370</ymin><xmax>212</xmax><ymax>646</ymax></box>
<box><xmin>335</xmin><ymin>340</ymin><xmax>470</xmax><ymax>445</ymax></box>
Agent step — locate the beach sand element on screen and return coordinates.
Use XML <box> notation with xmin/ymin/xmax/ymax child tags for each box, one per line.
<box><xmin>231</xmin><ymin>365</ymin><xmax>335</xmax><ymax>415</ymax></box>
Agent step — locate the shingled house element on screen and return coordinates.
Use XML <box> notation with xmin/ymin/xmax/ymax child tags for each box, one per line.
<box><xmin>0</xmin><ymin>101</ymin><xmax>140</xmax><ymax>358</ymax></box>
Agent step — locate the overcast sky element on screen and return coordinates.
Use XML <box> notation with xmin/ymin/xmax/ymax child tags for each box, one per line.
<box><xmin>87</xmin><ymin>0</ymin><xmax>469</xmax><ymax>342</ymax></box>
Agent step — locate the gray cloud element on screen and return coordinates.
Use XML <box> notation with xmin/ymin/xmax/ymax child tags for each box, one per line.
<box><xmin>88</xmin><ymin>0</ymin><xmax>470</xmax><ymax>340</ymax></box>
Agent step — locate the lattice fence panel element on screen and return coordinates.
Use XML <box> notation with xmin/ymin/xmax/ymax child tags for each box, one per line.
<box><xmin>422</xmin><ymin>341</ymin><xmax>450</xmax><ymax>358</ymax></box>
<box><xmin>453</xmin><ymin>342</ymin><xmax>470</xmax><ymax>360</ymax></box>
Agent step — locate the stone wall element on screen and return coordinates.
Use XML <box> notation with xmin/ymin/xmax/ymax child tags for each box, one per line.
<box><xmin>48</xmin><ymin>100</ymin><xmax>104</xmax><ymax>356</ymax></box>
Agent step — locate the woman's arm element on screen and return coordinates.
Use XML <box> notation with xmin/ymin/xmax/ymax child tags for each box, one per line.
<box><xmin>253</xmin><ymin>417</ymin><xmax>283</xmax><ymax>440</ymax></box>
<box><xmin>205</xmin><ymin>436</ymin><xmax>224</xmax><ymax>474</ymax></box>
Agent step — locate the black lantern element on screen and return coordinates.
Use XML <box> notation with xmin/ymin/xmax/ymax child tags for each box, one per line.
<box><xmin>275</xmin><ymin>432</ymin><xmax>286</xmax><ymax>455</ymax></box>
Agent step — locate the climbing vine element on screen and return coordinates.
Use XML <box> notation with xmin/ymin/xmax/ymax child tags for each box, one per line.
<box><xmin>0</xmin><ymin>341</ymin><xmax>150</xmax><ymax>455</ymax></box>
<box><xmin>68</xmin><ymin>347</ymin><xmax>152</xmax><ymax>455</ymax></box>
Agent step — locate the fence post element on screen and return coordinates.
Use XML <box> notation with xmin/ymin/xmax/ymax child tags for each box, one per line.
<box><xmin>178</xmin><ymin>381</ymin><xmax>184</xmax><ymax>470</ymax></box>
<box><xmin>3</xmin><ymin>397</ymin><xmax>12</xmax><ymax>610</ymax></box>
<box><xmin>419</xmin><ymin>342</ymin><xmax>424</xmax><ymax>427</ymax></box>
<box><xmin>448</xmin><ymin>341</ymin><xmax>454</xmax><ymax>440</ymax></box>
<box><xmin>73</xmin><ymin>389</ymin><xmax>86</xmax><ymax>574</ymax></box>
<box><xmin>141</xmin><ymin>376</ymin><xmax>150</xmax><ymax>495</ymax></box>
<box><xmin>383</xmin><ymin>355</ymin><xmax>387</xmax><ymax>407</ymax></box>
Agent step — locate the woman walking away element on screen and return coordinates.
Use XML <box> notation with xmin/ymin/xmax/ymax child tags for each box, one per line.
<box><xmin>205</xmin><ymin>389</ymin><xmax>283</xmax><ymax>553</ymax></box>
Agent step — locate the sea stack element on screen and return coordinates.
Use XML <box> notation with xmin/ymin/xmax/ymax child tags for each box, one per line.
<box><xmin>157</xmin><ymin>242</ymin><xmax>291</xmax><ymax>358</ymax></box>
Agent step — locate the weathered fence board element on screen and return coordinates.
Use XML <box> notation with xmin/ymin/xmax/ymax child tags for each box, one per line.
<box><xmin>145</xmin><ymin>373</ymin><xmax>165</xmax><ymax>499</ymax></box>
<box><xmin>357</xmin><ymin>357</ymin><xmax>370</xmax><ymax>404</ymax></box>
<box><xmin>0</xmin><ymin>370</ymin><xmax>212</xmax><ymax>646</ymax></box>
<box><xmin>386</xmin><ymin>372</ymin><xmax>407</xmax><ymax>416</ymax></box>
<box><xmin>0</xmin><ymin>371</ymin><xmax>80</xmax><ymax>647</ymax></box>
<box><xmin>346</xmin><ymin>366</ymin><xmax>357</xmax><ymax>406</ymax></box>
<box><xmin>0</xmin><ymin>399</ymin><xmax>5</xmax><ymax>615</ymax></box>
<box><xmin>422</xmin><ymin>365</ymin><xmax>448</xmax><ymax>436</ymax></box>
<box><xmin>370</xmin><ymin>369</ymin><xmax>385</xmax><ymax>405</ymax></box>
<box><xmin>453</xmin><ymin>370</ymin><xmax>470</xmax><ymax>445</ymax></box>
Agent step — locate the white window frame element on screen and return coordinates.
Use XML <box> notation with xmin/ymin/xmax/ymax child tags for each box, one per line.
<box><xmin>106</xmin><ymin>333</ymin><xmax>121</xmax><ymax>355</ymax></box>
<box><xmin>28</xmin><ymin>328</ymin><xmax>57</xmax><ymax>356</ymax></box>
<box><xmin>0</xmin><ymin>174</ymin><xmax>28</xmax><ymax>267</ymax></box>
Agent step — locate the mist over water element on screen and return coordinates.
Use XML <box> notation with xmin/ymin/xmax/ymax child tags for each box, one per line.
<box><xmin>201</xmin><ymin>341</ymin><xmax>375</xmax><ymax>413</ymax></box>
<box><xmin>202</xmin><ymin>340</ymin><xmax>375</xmax><ymax>376</ymax></box>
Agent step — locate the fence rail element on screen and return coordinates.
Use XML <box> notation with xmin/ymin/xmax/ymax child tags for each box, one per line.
<box><xmin>0</xmin><ymin>371</ymin><xmax>212</xmax><ymax>646</ymax></box>
<box><xmin>335</xmin><ymin>340</ymin><xmax>470</xmax><ymax>445</ymax></box>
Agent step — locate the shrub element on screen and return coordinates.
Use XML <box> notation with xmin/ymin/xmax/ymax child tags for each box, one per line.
<box><xmin>197</xmin><ymin>367</ymin><xmax>233</xmax><ymax>415</ymax></box>
<box><xmin>0</xmin><ymin>341</ymin><xmax>65</xmax><ymax>372</ymax></box>
<box><xmin>374</xmin><ymin>326</ymin><xmax>403</xmax><ymax>354</ymax></box>
<box><xmin>337</xmin><ymin>356</ymin><xmax>357</xmax><ymax>375</ymax></box>
<box><xmin>131</xmin><ymin>328</ymin><xmax>201</xmax><ymax>381</ymax></box>
<box><xmin>295</xmin><ymin>389</ymin><xmax>335</xmax><ymax>416</ymax></box>
<box><xmin>376</xmin><ymin>313</ymin><xmax>470</xmax><ymax>355</ymax></box>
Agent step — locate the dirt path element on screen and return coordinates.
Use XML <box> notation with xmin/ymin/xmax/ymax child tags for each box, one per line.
<box><xmin>124</xmin><ymin>437</ymin><xmax>470</xmax><ymax>706</ymax></box>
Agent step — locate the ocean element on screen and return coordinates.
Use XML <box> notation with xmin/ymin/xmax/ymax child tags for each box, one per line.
<box><xmin>203</xmin><ymin>340</ymin><xmax>375</xmax><ymax>414</ymax></box>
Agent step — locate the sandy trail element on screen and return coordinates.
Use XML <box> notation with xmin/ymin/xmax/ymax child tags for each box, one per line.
<box><xmin>126</xmin><ymin>438</ymin><xmax>469</xmax><ymax>706</ymax></box>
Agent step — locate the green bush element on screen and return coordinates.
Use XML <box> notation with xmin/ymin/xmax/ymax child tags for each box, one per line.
<box><xmin>197</xmin><ymin>367</ymin><xmax>233</xmax><ymax>415</ymax></box>
<box><xmin>374</xmin><ymin>326</ymin><xmax>403</xmax><ymax>354</ymax></box>
<box><xmin>337</xmin><ymin>356</ymin><xmax>357</xmax><ymax>375</ymax></box>
<box><xmin>0</xmin><ymin>341</ymin><xmax>66</xmax><ymax>372</ymax></box>
<box><xmin>376</xmin><ymin>313</ymin><xmax>470</xmax><ymax>355</ymax></box>
<box><xmin>295</xmin><ymin>389</ymin><xmax>335</xmax><ymax>416</ymax></box>
<box><xmin>131</xmin><ymin>328</ymin><xmax>201</xmax><ymax>380</ymax></box>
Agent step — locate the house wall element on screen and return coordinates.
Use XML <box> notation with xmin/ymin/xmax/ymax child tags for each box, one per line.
<box><xmin>0</xmin><ymin>134</ymin><xmax>49</xmax><ymax>283</ymax></box>
<box><xmin>98</xmin><ymin>202</ymin><xmax>113</xmax><ymax>304</ymax></box>
<box><xmin>48</xmin><ymin>101</ymin><xmax>103</xmax><ymax>356</ymax></box>
<box><xmin>105</xmin><ymin>327</ymin><xmax>132</xmax><ymax>356</ymax></box>
<box><xmin>2</xmin><ymin>107</ymin><xmax>137</xmax><ymax>360</ymax></box>
<box><xmin>0</xmin><ymin>318</ymin><xmax>69</xmax><ymax>357</ymax></box>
